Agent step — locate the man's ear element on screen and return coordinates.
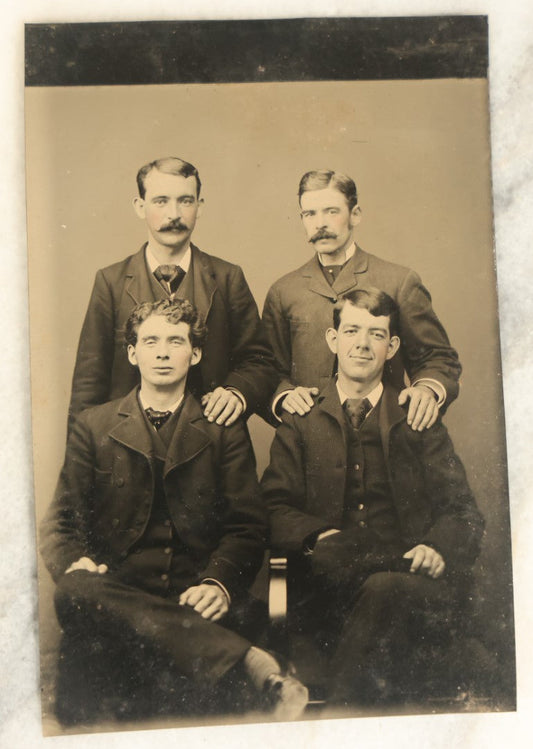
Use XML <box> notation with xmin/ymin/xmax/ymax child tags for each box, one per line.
<box><xmin>190</xmin><ymin>348</ymin><xmax>202</xmax><ymax>366</ymax></box>
<box><xmin>127</xmin><ymin>344</ymin><xmax>138</xmax><ymax>367</ymax></box>
<box><xmin>386</xmin><ymin>335</ymin><xmax>401</xmax><ymax>360</ymax></box>
<box><xmin>350</xmin><ymin>204</ymin><xmax>362</xmax><ymax>229</ymax></box>
<box><xmin>325</xmin><ymin>327</ymin><xmax>338</xmax><ymax>355</ymax></box>
<box><xmin>133</xmin><ymin>196</ymin><xmax>146</xmax><ymax>219</ymax></box>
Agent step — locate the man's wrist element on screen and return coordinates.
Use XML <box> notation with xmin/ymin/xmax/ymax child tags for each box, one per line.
<box><xmin>201</xmin><ymin>578</ymin><xmax>231</xmax><ymax>605</ymax></box>
<box><xmin>412</xmin><ymin>378</ymin><xmax>446</xmax><ymax>407</ymax></box>
<box><xmin>225</xmin><ymin>387</ymin><xmax>247</xmax><ymax>413</ymax></box>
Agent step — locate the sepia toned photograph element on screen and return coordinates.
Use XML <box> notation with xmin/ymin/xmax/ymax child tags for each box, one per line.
<box><xmin>23</xmin><ymin>16</ymin><xmax>515</xmax><ymax>738</ymax></box>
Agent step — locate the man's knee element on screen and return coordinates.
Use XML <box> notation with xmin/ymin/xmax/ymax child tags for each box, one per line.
<box><xmin>54</xmin><ymin>570</ymin><xmax>107</xmax><ymax>626</ymax></box>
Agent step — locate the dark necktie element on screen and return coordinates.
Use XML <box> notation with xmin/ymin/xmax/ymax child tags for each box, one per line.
<box><xmin>154</xmin><ymin>264</ymin><xmax>186</xmax><ymax>294</ymax></box>
<box><xmin>145</xmin><ymin>407</ymin><xmax>173</xmax><ymax>430</ymax></box>
<box><xmin>322</xmin><ymin>264</ymin><xmax>344</xmax><ymax>286</ymax></box>
<box><xmin>343</xmin><ymin>397</ymin><xmax>372</xmax><ymax>430</ymax></box>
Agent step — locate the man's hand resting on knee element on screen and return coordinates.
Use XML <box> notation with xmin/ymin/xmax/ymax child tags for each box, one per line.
<box><xmin>65</xmin><ymin>556</ymin><xmax>108</xmax><ymax>575</ymax></box>
<box><xmin>403</xmin><ymin>544</ymin><xmax>445</xmax><ymax>579</ymax></box>
<box><xmin>179</xmin><ymin>583</ymin><xmax>229</xmax><ymax>622</ymax></box>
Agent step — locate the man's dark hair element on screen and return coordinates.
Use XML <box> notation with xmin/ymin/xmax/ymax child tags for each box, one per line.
<box><xmin>125</xmin><ymin>298</ymin><xmax>207</xmax><ymax>349</ymax></box>
<box><xmin>333</xmin><ymin>288</ymin><xmax>400</xmax><ymax>337</ymax></box>
<box><xmin>136</xmin><ymin>157</ymin><xmax>202</xmax><ymax>199</ymax></box>
<box><xmin>298</xmin><ymin>170</ymin><xmax>358</xmax><ymax>211</ymax></box>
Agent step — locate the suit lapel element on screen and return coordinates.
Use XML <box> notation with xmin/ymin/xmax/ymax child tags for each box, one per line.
<box><xmin>164</xmin><ymin>394</ymin><xmax>211</xmax><ymax>476</ymax></box>
<box><xmin>124</xmin><ymin>245</ymin><xmax>165</xmax><ymax>305</ymax></box>
<box><xmin>316</xmin><ymin>379</ymin><xmax>348</xmax><ymax>435</ymax></box>
<box><xmin>302</xmin><ymin>246</ymin><xmax>370</xmax><ymax>300</ymax></box>
<box><xmin>378</xmin><ymin>385</ymin><xmax>408</xmax><ymax>462</ymax></box>
<box><xmin>333</xmin><ymin>245</ymin><xmax>369</xmax><ymax>295</ymax></box>
<box><xmin>302</xmin><ymin>256</ymin><xmax>337</xmax><ymax>300</ymax></box>
<box><xmin>190</xmin><ymin>245</ymin><xmax>217</xmax><ymax>320</ymax></box>
<box><xmin>108</xmin><ymin>389</ymin><xmax>154</xmax><ymax>458</ymax></box>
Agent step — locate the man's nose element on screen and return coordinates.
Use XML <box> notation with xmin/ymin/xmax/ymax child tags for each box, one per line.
<box><xmin>156</xmin><ymin>343</ymin><xmax>170</xmax><ymax>358</ymax></box>
<box><xmin>166</xmin><ymin>200</ymin><xmax>181</xmax><ymax>219</ymax></box>
<box><xmin>353</xmin><ymin>331</ymin><xmax>370</xmax><ymax>348</ymax></box>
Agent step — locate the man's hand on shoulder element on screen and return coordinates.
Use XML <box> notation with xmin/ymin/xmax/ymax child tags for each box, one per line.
<box><xmin>398</xmin><ymin>384</ymin><xmax>439</xmax><ymax>431</ymax></box>
<box><xmin>281</xmin><ymin>386</ymin><xmax>319</xmax><ymax>416</ymax></box>
<box><xmin>179</xmin><ymin>583</ymin><xmax>229</xmax><ymax>622</ymax></box>
<box><xmin>403</xmin><ymin>544</ymin><xmax>445</xmax><ymax>579</ymax></box>
<box><xmin>65</xmin><ymin>556</ymin><xmax>108</xmax><ymax>575</ymax></box>
<box><xmin>202</xmin><ymin>387</ymin><xmax>244</xmax><ymax>426</ymax></box>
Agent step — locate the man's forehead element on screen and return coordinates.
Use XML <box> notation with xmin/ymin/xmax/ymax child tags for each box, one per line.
<box><xmin>339</xmin><ymin>304</ymin><xmax>390</xmax><ymax>329</ymax></box>
<box><xmin>300</xmin><ymin>186</ymin><xmax>348</xmax><ymax>208</ymax></box>
<box><xmin>143</xmin><ymin>170</ymin><xmax>197</xmax><ymax>196</ymax></box>
<box><xmin>138</xmin><ymin>316</ymin><xmax>190</xmax><ymax>335</ymax></box>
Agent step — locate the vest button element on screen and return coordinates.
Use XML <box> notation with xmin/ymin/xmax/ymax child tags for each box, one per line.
<box><xmin>354</xmin><ymin>463</ymin><xmax>360</xmax><ymax>471</ymax></box>
<box><xmin>164</xmin><ymin>547</ymin><xmax>172</xmax><ymax>555</ymax></box>
<box><xmin>111</xmin><ymin>518</ymin><xmax>120</xmax><ymax>528</ymax></box>
<box><xmin>164</xmin><ymin>519</ymin><xmax>171</xmax><ymax>527</ymax></box>
<box><xmin>358</xmin><ymin>503</ymin><xmax>365</xmax><ymax>511</ymax></box>
<box><xmin>358</xmin><ymin>520</ymin><xmax>366</xmax><ymax>528</ymax></box>
<box><xmin>115</xmin><ymin>477</ymin><xmax>125</xmax><ymax>487</ymax></box>
<box><xmin>161</xmin><ymin>573</ymin><xmax>169</xmax><ymax>581</ymax></box>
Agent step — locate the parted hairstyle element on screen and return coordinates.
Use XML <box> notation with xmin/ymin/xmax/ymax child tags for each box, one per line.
<box><xmin>125</xmin><ymin>298</ymin><xmax>208</xmax><ymax>349</ymax></box>
<box><xmin>333</xmin><ymin>288</ymin><xmax>400</xmax><ymax>338</ymax></box>
<box><xmin>298</xmin><ymin>169</ymin><xmax>358</xmax><ymax>211</ymax></box>
<box><xmin>136</xmin><ymin>157</ymin><xmax>202</xmax><ymax>199</ymax></box>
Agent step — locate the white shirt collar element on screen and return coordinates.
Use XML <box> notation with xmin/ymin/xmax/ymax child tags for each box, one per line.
<box><xmin>318</xmin><ymin>241</ymin><xmax>356</xmax><ymax>267</ymax></box>
<box><xmin>145</xmin><ymin>244</ymin><xmax>191</xmax><ymax>274</ymax></box>
<box><xmin>336</xmin><ymin>380</ymin><xmax>383</xmax><ymax>409</ymax></box>
<box><xmin>138</xmin><ymin>390</ymin><xmax>184</xmax><ymax>415</ymax></box>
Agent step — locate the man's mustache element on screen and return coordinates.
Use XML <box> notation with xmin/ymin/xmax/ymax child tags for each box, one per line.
<box><xmin>158</xmin><ymin>220</ymin><xmax>189</xmax><ymax>232</ymax></box>
<box><xmin>310</xmin><ymin>229</ymin><xmax>338</xmax><ymax>243</ymax></box>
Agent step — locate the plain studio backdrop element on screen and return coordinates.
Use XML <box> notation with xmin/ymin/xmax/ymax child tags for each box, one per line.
<box><xmin>25</xmin><ymin>78</ymin><xmax>514</xmax><ymax>716</ymax></box>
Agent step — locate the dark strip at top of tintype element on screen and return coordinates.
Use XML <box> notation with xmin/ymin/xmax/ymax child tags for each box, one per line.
<box><xmin>25</xmin><ymin>16</ymin><xmax>488</xmax><ymax>87</ymax></box>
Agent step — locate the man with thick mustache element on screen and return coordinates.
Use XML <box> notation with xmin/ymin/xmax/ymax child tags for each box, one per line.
<box><xmin>69</xmin><ymin>156</ymin><xmax>275</xmax><ymax>428</ymax></box>
<box><xmin>262</xmin><ymin>169</ymin><xmax>461</xmax><ymax>430</ymax></box>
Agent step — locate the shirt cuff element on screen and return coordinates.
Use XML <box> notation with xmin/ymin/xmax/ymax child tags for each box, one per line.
<box><xmin>225</xmin><ymin>387</ymin><xmax>247</xmax><ymax>415</ymax></box>
<box><xmin>412</xmin><ymin>378</ymin><xmax>446</xmax><ymax>407</ymax></box>
<box><xmin>201</xmin><ymin>578</ymin><xmax>232</xmax><ymax>606</ymax></box>
<box><xmin>271</xmin><ymin>390</ymin><xmax>293</xmax><ymax>422</ymax></box>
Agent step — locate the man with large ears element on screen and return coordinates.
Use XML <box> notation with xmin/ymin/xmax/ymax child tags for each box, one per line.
<box><xmin>262</xmin><ymin>169</ymin><xmax>461</xmax><ymax>429</ymax></box>
<box><xmin>68</xmin><ymin>156</ymin><xmax>276</xmax><ymax>429</ymax></box>
<box><xmin>261</xmin><ymin>288</ymin><xmax>484</xmax><ymax>706</ymax></box>
<box><xmin>41</xmin><ymin>298</ymin><xmax>307</xmax><ymax>723</ymax></box>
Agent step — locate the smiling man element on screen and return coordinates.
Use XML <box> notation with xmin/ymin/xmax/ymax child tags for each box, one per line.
<box><xmin>262</xmin><ymin>169</ymin><xmax>461</xmax><ymax>429</ymax></box>
<box><xmin>41</xmin><ymin>298</ymin><xmax>307</xmax><ymax>724</ymax></box>
<box><xmin>261</xmin><ymin>288</ymin><xmax>484</xmax><ymax>707</ymax></box>
<box><xmin>69</xmin><ymin>156</ymin><xmax>276</xmax><ymax>429</ymax></box>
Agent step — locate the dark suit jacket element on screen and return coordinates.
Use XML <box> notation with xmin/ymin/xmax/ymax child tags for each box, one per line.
<box><xmin>69</xmin><ymin>244</ymin><xmax>276</xmax><ymax>422</ymax></box>
<box><xmin>41</xmin><ymin>389</ymin><xmax>268</xmax><ymax>599</ymax></box>
<box><xmin>261</xmin><ymin>381</ymin><xmax>483</xmax><ymax>574</ymax></box>
<box><xmin>262</xmin><ymin>247</ymin><xmax>461</xmax><ymax>405</ymax></box>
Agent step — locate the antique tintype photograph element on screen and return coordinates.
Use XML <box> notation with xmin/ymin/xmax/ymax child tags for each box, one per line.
<box><xmin>23</xmin><ymin>16</ymin><xmax>515</xmax><ymax>738</ymax></box>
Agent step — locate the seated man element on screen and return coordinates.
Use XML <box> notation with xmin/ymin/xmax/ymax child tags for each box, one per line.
<box><xmin>40</xmin><ymin>298</ymin><xmax>307</xmax><ymax>723</ymax></box>
<box><xmin>261</xmin><ymin>288</ymin><xmax>484</xmax><ymax>707</ymax></box>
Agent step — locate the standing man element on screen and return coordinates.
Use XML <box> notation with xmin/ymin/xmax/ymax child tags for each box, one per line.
<box><xmin>41</xmin><ymin>298</ymin><xmax>307</xmax><ymax>723</ymax></box>
<box><xmin>69</xmin><ymin>156</ymin><xmax>275</xmax><ymax>427</ymax></box>
<box><xmin>261</xmin><ymin>288</ymin><xmax>484</xmax><ymax>706</ymax></box>
<box><xmin>262</xmin><ymin>169</ymin><xmax>461</xmax><ymax>430</ymax></box>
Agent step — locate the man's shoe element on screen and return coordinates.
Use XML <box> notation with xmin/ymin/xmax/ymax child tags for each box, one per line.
<box><xmin>264</xmin><ymin>673</ymin><xmax>309</xmax><ymax>721</ymax></box>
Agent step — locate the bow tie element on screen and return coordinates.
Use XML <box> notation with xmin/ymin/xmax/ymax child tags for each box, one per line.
<box><xmin>343</xmin><ymin>397</ymin><xmax>372</xmax><ymax>430</ymax></box>
<box><xmin>154</xmin><ymin>264</ymin><xmax>186</xmax><ymax>294</ymax></box>
<box><xmin>145</xmin><ymin>407</ymin><xmax>172</xmax><ymax>430</ymax></box>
